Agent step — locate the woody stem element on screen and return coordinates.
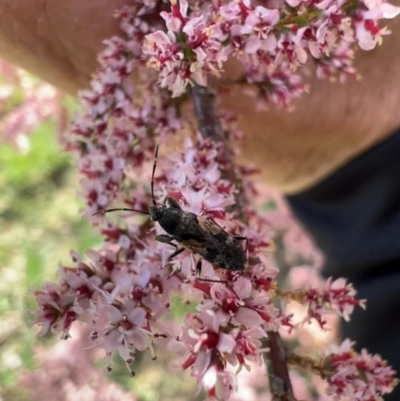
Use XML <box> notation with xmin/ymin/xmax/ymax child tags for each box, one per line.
<box><xmin>190</xmin><ymin>83</ymin><xmax>247</xmax><ymax>222</ymax></box>
<box><xmin>190</xmin><ymin>83</ymin><xmax>295</xmax><ymax>401</ymax></box>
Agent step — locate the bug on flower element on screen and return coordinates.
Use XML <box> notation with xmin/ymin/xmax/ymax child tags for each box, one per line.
<box><xmin>95</xmin><ymin>145</ymin><xmax>247</xmax><ymax>286</ymax></box>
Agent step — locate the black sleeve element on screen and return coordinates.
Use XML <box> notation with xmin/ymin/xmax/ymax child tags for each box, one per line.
<box><xmin>285</xmin><ymin>131</ymin><xmax>400</xmax><ymax>401</ymax></box>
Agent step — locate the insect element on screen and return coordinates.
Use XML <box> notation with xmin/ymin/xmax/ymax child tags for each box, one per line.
<box><xmin>95</xmin><ymin>145</ymin><xmax>247</xmax><ymax>291</ymax></box>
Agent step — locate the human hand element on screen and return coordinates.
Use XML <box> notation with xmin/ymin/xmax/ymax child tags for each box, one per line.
<box><xmin>1</xmin><ymin>0</ymin><xmax>399</xmax><ymax>192</ymax></box>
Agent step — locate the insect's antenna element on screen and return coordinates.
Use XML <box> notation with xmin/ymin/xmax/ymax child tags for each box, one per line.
<box><xmin>151</xmin><ymin>144</ymin><xmax>159</xmax><ymax>206</ymax></box>
<box><xmin>93</xmin><ymin>208</ymin><xmax>150</xmax><ymax>216</ymax></box>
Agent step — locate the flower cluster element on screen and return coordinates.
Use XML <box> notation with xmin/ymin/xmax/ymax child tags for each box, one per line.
<box><xmin>0</xmin><ymin>60</ymin><xmax>64</xmax><ymax>148</ymax></box>
<box><xmin>18</xmin><ymin>326</ymin><xmax>138</xmax><ymax>401</ymax></box>
<box><xmin>31</xmin><ymin>1</ymin><xmax>398</xmax><ymax>401</ymax></box>
<box><xmin>323</xmin><ymin>339</ymin><xmax>398</xmax><ymax>400</ymax></box>
<box><xmin>143</xmin><ymin>0</ymin><xmax>400</xmax><ymax>106</ymax></box>
<box><xmin>33</xmin><ymin>245</ymin><xmax>178</xmax><ymax>375</ymax></box>
<box><xmin>69</xmin><ymin>3</ymin><xmax>181</xmax><ymax>219</ymax></box>
<box><xmin>283</xmin><ymin>277</ymin><xmax>366</xmax><ymax>329</ymax></box>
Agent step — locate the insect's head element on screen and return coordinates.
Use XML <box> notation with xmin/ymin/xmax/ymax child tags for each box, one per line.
<box><xmin>148</xmin><ymin>205</ymin><xmax>165</xmax><ymax>221</ymax></box>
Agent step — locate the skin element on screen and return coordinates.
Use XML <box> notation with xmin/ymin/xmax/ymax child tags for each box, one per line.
<box><xmin>1</xmin><ymin>0</ymin><xmax>400</xmax><ymax>193</ymax></box>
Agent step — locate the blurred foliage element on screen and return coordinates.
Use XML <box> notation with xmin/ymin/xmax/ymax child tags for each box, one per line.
<box><xmin>0</xmin><ymin>111</ymin><xmax>198</xmax><ymax>401</ymax></box>
<box><xmin>0</xmin><ymin>116</ymin><xmax>102</xmax><ymax>396</ymax></box>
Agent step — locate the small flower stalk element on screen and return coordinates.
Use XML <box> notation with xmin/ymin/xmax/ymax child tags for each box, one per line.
<box><xmin>32</xmin><ymin>1</ymin><xmax>398</xmax><ymax>400</ymax></box>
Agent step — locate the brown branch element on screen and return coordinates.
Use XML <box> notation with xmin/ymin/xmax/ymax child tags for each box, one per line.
<box><xmin>262</xmin><ymin>334</ymin><xmax>295</xmax><ymax>401</ymax></box>
<box><xmin>191</xmin><ymin>83</ymin><xmax>226</xmax><ymax>141</ymax></box>
<box><xmin>190</xmin><ymin>83</ymin><xmax>247</xmax><ymax>222</ymax></box>
<box><xmin>287</xmin><ymin>352</ymin><xmax>327</xmax><ymax>378</ymax></box>
<box><xmin>190</xmin><ymin>82</ymin><xmax>295</xmax><ymax>401</ymax></box>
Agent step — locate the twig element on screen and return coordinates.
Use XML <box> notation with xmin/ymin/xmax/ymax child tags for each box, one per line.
<box><xmin>190</xmin><ymin>82</ymin><xmax>295</xmax><ymax>401</ymax></box>
<box><xmin>190</xmin><ymin>83</ymin><xmax>247</xmax><ymax>222</ymax></box>
<box><xmin>262</xmin><ymin>334</ymin><xmax>295</xmax><ymax>401</ymax></box>
<box><xmin>191</xmin><ymin>83</ymin><xmax>225</xmax><ymax>141</ymax></box>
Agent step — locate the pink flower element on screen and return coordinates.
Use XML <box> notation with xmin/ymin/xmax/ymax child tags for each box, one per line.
<box><xmin>242</xmin><ymin>7</ymin><xmax>279</xmax><ymax>54</ymax></box>
<box><xmin>161</xmin><ymin>0</ymin><xmax>189</xmax><ymax>33</ymax></box>
<box><xmin>300</xmin><ymin>277</ymin><xmax>366</xmax><ymax>328</ymax></box>
<box><xmin>177</xmin><ymin>310</ymin><xmax>236</xmax><ymax>377</ymax></box>
<box><xmin>324</xmin><ymin>339</ymin><xmax>398</xmax><ymax>400</ymax></box>
<box><xmin>32</xmin><ymin>282</ymin><xmax>78</xmax><ymax>339</ymax></box>
<box><xmin>202</xmin><ymin>365</ymin><xmax>238</xmax><ymax>400</ymax></box>
<box><xmin>90</xmin><ymin>303</ymin><xmax>154</xmax><ymax>373</ymax></box>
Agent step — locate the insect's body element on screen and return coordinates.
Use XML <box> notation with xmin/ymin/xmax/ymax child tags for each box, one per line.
<box><xmin>149</xmin><ymin>196</ymin><xmax>246</xmax><ymax>272</ymax></box>
<box><xmin>96</xmin><ymin>145</ymin><xmax>247</xmax><ymax>292</ymax></box>
<box><xmin>182</xmin><ymin>217</ymin><xmax>246</xmax><ymax>272</ymax></box>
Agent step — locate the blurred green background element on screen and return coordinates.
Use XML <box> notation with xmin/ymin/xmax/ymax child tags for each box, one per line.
<box><xmin>0</xmin><ymin>66</ymin><xmax>199</xmax><ymax>401</ymax></box>
<box><xmin>0</xmin><ymin>110</ymin><xmax>101</xmax><ymax>396</ymax></box>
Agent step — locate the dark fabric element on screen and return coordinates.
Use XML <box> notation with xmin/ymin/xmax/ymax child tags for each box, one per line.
<box><xmin>286</xmin><ymin>131</ymin><xmax>400</xmax><ymax>401</ymax></box>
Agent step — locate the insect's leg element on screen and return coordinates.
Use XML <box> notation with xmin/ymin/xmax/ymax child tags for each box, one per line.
<box><xmin>155</xmin><ymin>234</ymin><xmax>185</xmax><ymax>263</ymax></box>
<box><xmin>195</xmin><ymin>260</ymin><xmax>239</xmax><ymax>298</ymax></box>
<box><xmin>167</xmin><ymin>247</ymin><xmax>185</xmax><ymax>261</ymax></box>
<box><xmin>205</xmin><ymin>217</ymin><xmax>225</xmax><ymax>229</ymax></box>
<box><xmin>196</xmin><ymin>276</ymin><xmax>240</xmax><ymax>299</ymax></box>
<box><xmin>234</xmin><ymin>236</ymin><xmax>248</xmax><ymax>253</ymax></box>
<box><xmin>195</xmin><ymin>259</ymin><xmax>202</xmax><ymax>277</ymax></box>
<box><xmin>155</xmin><ymin>234</ymin><xmax>176</xmax><ymax>246</ymax></box>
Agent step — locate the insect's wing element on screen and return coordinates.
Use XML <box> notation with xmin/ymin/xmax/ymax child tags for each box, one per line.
<box><xmin>179</xmin><ymin>236</ymin><xmax>211</xmax><ymax>259</ymax></box>
<box><xmin>193</xmin><ymin>217</ymin><xmax>230</xmax><ymax>265</ymax></box>
<box><xmin>177</xmin><ymin>217</ymin><xmax>221</xmax><ymax>259</ymax></box>
<box><xmin>197</xmin><ymin>217</ymin><xmax>246</xmax><ymax>271</ymax></box>
<box><xmin>197</xmin><ymin>217</ymin><xmax>229</xmax><ymax>242</ymax></box>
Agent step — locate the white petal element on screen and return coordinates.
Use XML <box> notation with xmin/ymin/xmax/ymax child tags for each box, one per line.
<box><xmin>129</xmin><ymin>330</ymin><xmax>148</xmax><ymax>351</ymax></box>
<box><xmin>286</xmin><ymin>0</ymin><xmax>302</xmax><ymax>6</ymax></box>
<box><xmin>260</xmin><ymin>34</ymin><xmax>277</xmax><ymax>52</ymax></box>
<box><xmin>127</xmin><ymin>307</ymin><xmax>146</xmax><ymax>326</ymax></box>
<box><xmin>234</xmin><ymin>307</ymin><xmax>262</xmax><ymax>326</ymax></box>
<box><xmin>382</xmin><ymin>3</ymin><xmax>400</xmax><ymax>18</ymax></box>
<box><xmin>217</xmin><ymin>333</ymin><xmax>236</xmax><ymax>354</ymax></box>
<box><xmin>202</xmin><ymin>365</ymin><xmax>217</xmax><ymax>390</ymax></box>
<box><xmin>245</xmin><ymin>37</ymin><xmax>261</xmax><ymax>54</ymax></box>
<box><xmin>103</xmin><ymin>305</ymin><xmax>122</xmax><ymax>324</ymax></box>
<box><xmin>192</xmin><ymin>351</ymin><xmax>211</xmax><ymax>377</ymax></box>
